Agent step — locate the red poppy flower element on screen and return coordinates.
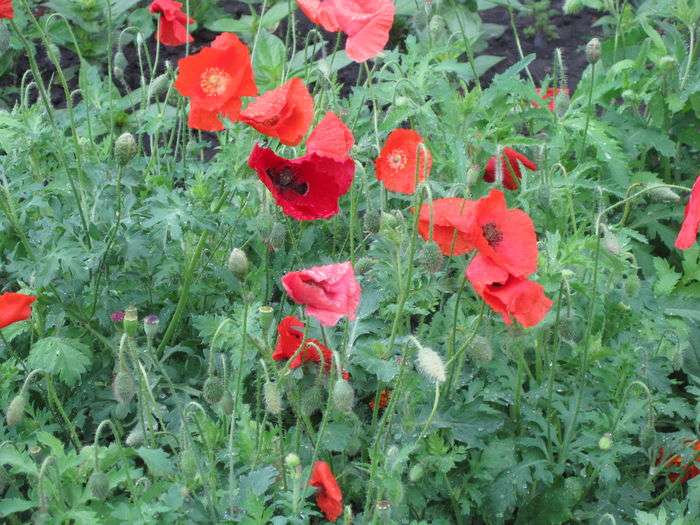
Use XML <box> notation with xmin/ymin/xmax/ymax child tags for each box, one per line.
<box><xmin>325</xmin><ymin>0</ymin><xmax>395</xmax><ymax>62</ymax></box>
<box><xmin>149</xmin><ymin>0</ymin><xmax>194</xmax><ymax>47</ymax></box>
<box><xmin>450</xmin><ymin>189</ymin><xmax>537</xmax><ymax>278</ymax></box>
<box><xmin>307</xmin><ymin>112</ymin><xmax>354</xmax><ymax>162</ymax></box>
<box><xmin>241</xmin><ymin>78</ymin><xmax>314</xmax><ymax>146</ymax></box>
<box><xmin>484</xmin><ymin>147</ymin><xmax>537</xmax><ymax>191</ymax></box>
<box><xmin>281</xmin><ymin>262</ymin><xmax>361</xmax><ymax>327</ymax></box>
<box><xmin>273</xmin><ymin>315</ymin><xmax>333</xmax><ymax>369</ymax></box>
<box><xmin>174</xmin><ymin>33</ymin><xmax>257</xmax><ymax>131</ymax></box>
<box><xmin>0</xmin><ymin>292</ymin><xmax>36</xmax><ymax>329</ymax></box>
<box><xmin>534</xmin><ymin>87</ymin><xmax>570</xmax><ymax>112</ymax></box>
<box><xmin>466</xmin><ymin>254</ymin><xmax>552</xmax><ymax>328</ymax></box>
<box><xmin>0</xmin><ymin>0</ymin><xmax>13</xmax><ymax>19</ymax></box>
<box><xmin>375</xmin><ymin>129</ymin><xmax>432</xmax><ymax>195</ymax></box>
<box><xmin>369</xmin><ymin>389</ymin><xmax>390</xmax><ymax>411</ymax></box>
<box><xmin>417</xmin><ymin>198</ymin><xmax>477</xmax><ymax>256</ymax></box>
<box><xmin>657</xmin><ymin>441</ymin><xmax>700</xmax><ymax>483</ymax></box>
<box><xmin>675</xmin><ymin>176</ymin><xmax>700</xmax><ymax>250</ymax></box>
<box><xmin>295</xmin><ymin>0</ymin><xmax>339</xmax><ymax>31</ymax></box>
<box><xmin>309</xmin><ymin>461</ymin><xmax>343</xmax><ymax>522</ymax></box>
<box><xmin>248</xmin><ymin>144</ymin><xmax>354</xmax><ymax>221</ymax></box>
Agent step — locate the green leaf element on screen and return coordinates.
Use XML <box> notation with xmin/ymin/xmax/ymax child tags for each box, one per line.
<box><xmin>27</xmin><ymin>337</ymin><xmax>91</xmax><ymax>386</ymax></box>
<box><xmin>653</xmin><ymin>257</ymin><xmax>681</xmax><ymax>296</ymax></box>
<box><xmin>136</xmin><ymin>447</ymin><xmax>174</xmax><ymax>478</ymax></box>
<box><xmin>0</xmin><ymin>498</ymin><xmax>36</xmax><ymax>518</ymax></box>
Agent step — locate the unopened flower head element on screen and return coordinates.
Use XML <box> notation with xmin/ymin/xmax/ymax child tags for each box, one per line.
<box><xmin>111</xmin><ymin>310</ymin><xmax>125</xmax><ymax>323</ymax></box>
<box><xmin>415</xmin><ymin>342</ymin><xmax>446</xmax><ymax>383</ymax></box>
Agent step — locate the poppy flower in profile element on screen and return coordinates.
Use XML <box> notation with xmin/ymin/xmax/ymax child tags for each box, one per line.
<box><xmin>273</xmin><ymin>315</ymin><xmax>334</xmax><ymax>370</ymax></box>
<box><xmin>241</xmin><ymin>78</ymin><xmax>314</xmax><ymax>146</ymax></box>
<box><xmin>675</xmin><ymin>176</ymin><xmax>700</xmax><ymax>250</ymax></box>
<box><xmin>326</xmin><ymin>0</ymin><xmax>395</xmax><ymax>62</ymax></box>
<box><xmin>466</xmin><ymin>254</ymin><xmax>552</xmax><ymax>328</ymax></box>
<box><xmin>149</xmin><ymin>0</ymin><xmax>195</xmax><ymax>47</ymax></box>
<box><xmin>0</xmin><ymin>292</ymin><xmax>37</xmax><ymax>329</ymax></box>
<box><xmin>375</xmin><ymin>129</ymin><xmax>432</xmax><ymax>194</ymax></box>
<box><xmin>451</xmin><ymin>189</ymin><xmax>538</xmax><ymax>279</ymax></box>
<box><xmin>281</xmin><ymin>262</ymin><xmax>361</xmax><ymax>327</ymax></box>
<box><xmin>174</xmin><ymin>33</ymin><xmax>257</xmax><ymax>131</ymax></box>
<box><xmin>248</xmin><ymin>144</ymin><xmax>354</xmax><ymax>221</ymax></box>
<box><xmin>484</xmin><ymin>147</ymin><xmax>537</xmax><ymax>191</ymax></box>
<box><xmin>309</xmin><ymin>461</ymin><xmax>343</xmax><ymax>522</ymax></box>
<box><xmin>417</xmin><ymin>198</ymin><xmax>477</xmax><ymax>256</ymax></box>
<box><xmin>0</xmin><ymin>0</ymin><xmax>13</xmax><ymax>19</ymax></box>
<box><xmin>295</xmin><ymin>0</ymin><xmax>339</xmax><ymax>31</ymax></box>
<box><xmin>307</xmin><ymin>112</ymin><xmax>354</xmax><ymax>161</ymax></box>
<box><xmin>369</xmin><ymin>389</ymin><xmax>391</xmax><ymax>411</ymax></box>
<box><xmin>534</xmin><ymin>87</ymin><xmax>570</xmax><ymax>112</ymax></box>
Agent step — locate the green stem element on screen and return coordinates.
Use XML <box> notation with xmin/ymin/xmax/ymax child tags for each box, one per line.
<box><xmin>578</xmin><ymin>62</ymin><xmax>596</xmax><ymax>162</ymax></box>
<box><xmin>46</xmin><ymin>375</ymin><xmax>81</xmax><ymax>449</ymax></box>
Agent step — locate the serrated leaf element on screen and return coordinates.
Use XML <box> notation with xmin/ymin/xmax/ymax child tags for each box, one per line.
<box><xmin>136</xmin><ymin>447</ymin><xmax>174</xmax><ymax>478</ymax></box>
<box><xmin>653</xmin><ymin>257</ymin><xmax>681</xmax><ymax>296</ymax></box>
<box><xmin>0</xmin><ymin>498</ymin><xmax>36</xmax><ymax>518</ymax></box>
<box><xmin>27</xmin><ymin>337</ymin><xmax>91</xmax><ymax>386</ymax></box>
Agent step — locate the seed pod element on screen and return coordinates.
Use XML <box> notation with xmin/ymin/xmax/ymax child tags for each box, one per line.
<box><xmin>122</xmin><ymin>305</ymin><xmax>138</xmax><ymax>337</ymax></box>
<box><xmin>585</xmin><ymin>37</ymin><xmax>601</xmax><ymax>63</ymax></box>
<box><xmin>87</xmin><ymin>471</ymin><xmax>110</xmax><ymax>500</ymax></box>
<box><xmin>268</xmin><ymin>222</ymin><xmax>286</xmax><ymax>251</ymax></box>
<box><xmin>6</xmin><ymin>392</ymin><xmax>27</xmax><ymax>427</ymax></box>
<box><xmin>112</xmin><ymin>367</ymin><xmax>136</xmax><ymax>405</ymax></box>
<box><xmin>468</xmin><ymin>335</ymin><xmax>493</xmax><ymax>365</ymax></box>
<box><xmin>114</xmin><ymin>132</ymin><xmax>137</xmax><ymax>166</ymax></box>
<box><xmin>143</xmin><ymin>314</ymin><xmax>160</xmax><ymax>340</ymax></box>
<box><xmin>263</xmin><ymin>381</ymin><xmax>283</xmax><ymax>415</ymax></box>
<box><xmin>202</xmin><ymin>377</ymin><xmax>225</xmax><ymax>405</ymax></box>
<box><xmin>227</xmin><ymin>248</ymin><xmax>249</xmax><ymax>278</ymax></box>
<box><xmin>333</xmin><ymin>379</ymin><xmax>355</xmax><ymax>413</ymax></box>
<box><xmin>363</xmin><ymin>209</ymin><xmax>382</xmax><ymax>234</ymax></box>
<box><xmin>416</xmin><ymin>346</ymin><xmax>446</xmax><ymax>384</ymax></box>
<box><xmin>417</xmin><ymin>241</ymin><xmax>444</xmax><ymax>273</ymax></box>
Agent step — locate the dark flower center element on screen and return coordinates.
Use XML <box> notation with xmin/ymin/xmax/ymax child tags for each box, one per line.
<box><xmin>266</xmin><ymin>167</ymin><xmax>308</xmax><ymax>195</ymax></box>
<box><xmin>482</xmin><ymin>222</ymin><xmax>503</xmax><ymax>247</ymax></box>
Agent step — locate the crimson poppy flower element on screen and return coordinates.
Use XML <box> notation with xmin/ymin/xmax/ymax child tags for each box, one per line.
<box><xmin>675</xmin><ymin>176</ymin><xmax>700</xmax><ymax>250</ymax></box>
<box><xmin>281</xmin><ymin>262</ymin><xmax>361</xmax><ymax>327</ymax></box>
<box><xmin>174</xmin><ymin>33</ymin><xmax>257</xmax><ymax>131</ymax></box>
<box><xmin>326</xmin><ymin>0</ymin><xmax>395</xmax><ymax>62</ymax></box>
<box><xmin>149</xmin><ymin>0</ymin><xmax>194</xmax><ymax>47</ymax></box>
<box><xmin>417</xmin><ymin>198</ymin><xmax>477</xmax><ymax>256</ymax></box>
<box><xmin>273</xmin><ymin>315</ymin><xmax>334</xmax><ymax>369</ymax></box>
<box><xmin>450</xmin><ymin>189</ymin><xmax>538</xmax><ymax>278</ymax></box>
<box><xmin>375</xmin><ymin>129</ymin><xmax>432</xmax><ymax>195</ymax></box>
<box><xmin>307</xmin><ymin>112</ymin><xmax>354</xmax><ymax>161</ymax></box>
<box><xmin>657</xmin><ymin>440</ymin><xmax>700</xmax><ymax>483</ymax></box>
<box><xmin>534</xmin><ymin>87</ymin><xmax>570</xmax><ymax>112</ymax></box>
<box><xmin>369</xmin><ymin>389</ymin><xmax>390</xmax><ymax>411</ymax></box>
<box><xmin>295</xmin><ymin>0</ymin><xmax>339</xmax><ymax>31</ymax></box>
<box><xmin>466</xmin><ymin>254</ymin><xmax>552</xmax><ymax>328</ymax></box>
<box><xmin>0</xmin><ymin>292</ymin><xmax>36</xmax><ymax>329</ymax></box>
<box><xmin>241</xmin><ymin>78</ymin><xmax>314</xmax><ymax>146</ymax></box>
<box><xmin>484</xmin><ymin>147</ymin><xmax>537</xmax><ymax>191</ymax></box>
<box><xmin>0</xmin><ymin>0</ymin><xmax>13</xmax><ymax>19</ymax></box>
<box><xmin>309</xmin><ymin>461</ymin><xmax>343</xmax><ymax>522</ymax></box>
<box><xmin>248</xmin><ymin>144</ymin><xmax>354</xmax><ymax>221</ymax></box>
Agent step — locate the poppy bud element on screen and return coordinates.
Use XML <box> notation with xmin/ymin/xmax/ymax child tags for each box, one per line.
<box><xmin>598</xmin><ymin>432</ymin><xmax>613</xmax><ymax>450</ymax></box>
<box><xmin>148</xmin><ymin>73</ymin><xmax>170</xmax><ymax>99</ymax></box>
<box><xmin>87</xmin><ymin>471</ymin><xmax>110</xmax><ymax>500</ymax></box>
<box><xmin>263</xmin><ymin>380</ymin><xmax>283</xmax><ymax>415</ymax></box>
<box><xmin>640</xmin><ymin>415</ymin><xmax>656</xmax><ymax>450</ymax></box>
<box><xmin>6</xmin><ymin>392</ymin><xmax>27</xmax><ymax>427</ymax></box>
<box><xmin>394</xmin><ymin>95</ymin><xmax>410</xmax><ymax>107</ymax></box>
<box><xmin>227</xmin><ymin>248</ymin><xmax>249</xmax><ymax>278</ymax></box>
<box><xmin>468</xmin><ymin>335</ymin><xmax>493</xmax><ymax>365</ymax></box>
<box><xmin>203</xmin><ymin>377</ymin><xmax>225</xmax><ymax>404</ymax></box>
<box><xmin>112</xmin><ymin>401</ymin><xmax>129</xmax><ymax>420</ymax></box>
<box><xmin>585</xmin><ymin>37</ymin><xmax>601</xmax><ymax>63</ymax></box>
<box><xmin>648</xmin><ymin>185</ymin><xmax>680</xmax><ymax>203</ymax></box>
<box><xmin>285</xmin><ymin>452</ymin><xmax>300</xmax><ymax>468</ymax></box>
<box><xmin>601</xmin><ymin>226</ymin><xmax>622</xmax><ymax>255</ymax></box>
<box><xmin>429</xmin><ymin>14</ymin><xmax>446</xmax><ymax>38</ymax></box>
<box><xmin>112</xmin><ymin>367</ymin><xmax>136</xmax><ymax>405</ymax></box>
<box><xmin>671</xmin><ymin>347</ymin><xmax>684</xmax><ymax>371</ymax></box>
<box><xmin>123</xmin><ymin>305</ymin><xmax>138</xmax><ymax>337</ymax></box>
<box><xmin>220</xmin><ymin>391</ymin><xmax>234</xmax><ymax>415</ymax></box>
<box><xmin>658</xmin><ymin>55</ymin><xmax>676</xmax><ymax>70</ymax></box>
<box><xmin>416</xmin><ymin>345</ymin><xmax>446</xmax><ymax>384</ymax></box>
<box><xmin>143</xmin><ymin>314</ymin><xmax>160</xmax><ymax>340</ymax></box>
<box><xmin>554</xmin><ymin>91</ymin><xmax>570</xmax><ymax>118</ymax></box>
<box><xmin>258</xmin><ymin>305</ymin><xmax>275</xmax><ymax>335</ymax></box>
<box><xmin>301</xmin><ymin>385</ymin><xmax>323</xmax><ymax>416</ymax></box>
<box><xmin>624</xmin><ymin>272</ymin><xmax>640</xmax><ymax>297</ymax></box>
<box><xmin>363</xmin><ymin>209</ymin><xmax>382</xmax><ymax>234</ymax></box>
<box><xmin>268</xmin><ymin>222</ymin><xmax>286</xmax><ymax>251</ymax></box>
<box><xmin>180</xmin><ymin>448</ymin><xmax>198</xmax><ymax>478</ymax></box>
<box><xmin>409</xmin><ymin>463</ymin><xmax>424</xmax><ymax>482</ymax></box>
<box><xmin>332</xmin><ymin>379</ymin><xmax>355</xmax><ymax>413</ymax></box>
<box><xmin>115</xmin><ymin>132</ymin><xmax>137</xmax><ymax>166</ymax></box>
<box><xmin>380</xmin><ymin>211</ymin><xmax>398</xmax><ymax>229</ymax></box>
<box><xmin>125</xmin><ymin>424</ymin><xmax>145</xmax><ymax>447</ymax></box>
<box><xmin>417</xmin><ymin>241</ymin><xmax>444</xmax><ymax>273</ymax></box>
<box><xmin>466</xmin><ymin>164</ymin><xmax>480</xmax><ymax>187</ymax></box>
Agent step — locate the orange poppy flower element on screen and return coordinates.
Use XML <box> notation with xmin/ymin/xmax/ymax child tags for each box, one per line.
<box><xmin>306</xmin><ymin>112</ymin><xmax>354</xmax><ymax>161</ymax></box>
<box><xmin>241</xmin><ymin>78</ymin><xmax>314</xmax><ymax>147</ymax></box>
<box><xmin>309</xmin><ymin>461</ymin><xmax>343</xmax><ymax>522</ymax></box>
<box><xmin>675</xmin><ymin>175</ymin><xmax>700</xmax><ymax>250</ymax></box>
<box><xmin>484</xmin><ymin>147</ymin><xmax>537</xmax><ymax>191</ymax></box>
<box><xmin>149</xmin><ymin>0</ymin><xmax>194</xmax><ymax>47</ymax></box>
<box><xmin>0</xmin><ymin>0</ymin><xmax>13</xmax><ymax>18</ymax></box>
<box><xmin>326</xmin><ymin>0</ymin><xmax>395</xmax><ymax>62</ymax></box>
<box><xmin>417</xmin><ymin>198</ymin><xmax>477</xmax><ymax>256</ymax></box>
<box><xmin>174</xmin><ymin>33</ymin><xmax>257</xmax><ymax>131</ymax></box>
<box><xmin>375</xmin><ymin>129</ymin><xmax>432</xmax><ymax>194</ymax></box>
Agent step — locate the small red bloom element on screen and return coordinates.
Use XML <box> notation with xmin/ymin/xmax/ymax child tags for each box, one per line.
<box><xmin>309</xmin><ymin>461</ymin><xmax>343</xmax><ymax>522</ymax></box>
<box><xmin>325</xmin><ymin>0</ymin><xmax>395</xmax><ymax>62</ymax></box>
<box><xmin>375</xmin><ymin>129</ymin><xmax>432</xmax><ymax>194</ymax></box>
<box><xmin>0</xmin><ymin>292</ymin><xmax>36</xmax><ymax>329</ymax></box>
<box><xmin>273</xmin><ymin>316</ymin><xmax>334</xmax><ymax>370</ymax></box>
<box><xmin>307</xmin><ymin>112</ymin><xmax>355</xmax><ymax>162</ymax></box>
<box><xmin>534</xmin><ymin>87</ymin><xmax>570</xmax><ymax>112</ymax></box>
<box><xmin>417</xmin><ymin>198</ymin><xmax>477</xmax><ymax>256</ymax></box>
<box><xmin>241</xmin><ymin>78</ymin><xmax>314</xmax><ymax>146</ymax></box>
<box><xmin>0</xmin><ymin>0</ymin><xmax>13</xmax><ymax>19</ymax></box>
<box><xmin>281</xmin><ymin>262</ymin><xmax>361</xmax><ymax>327</ymax></box>
<box><xmin>149</xmin><ymin>0</ymin><xmax>194</xmax><ymax>47</ymax></box>
<box><xmin>466</xmin><ymin>254</ymin><xmax>552</xmax><ymax>328</ymax></box>
<box><xmin>484</xmin><ymin>147</ymin><xmax>537</xmax><ymax>191</ymax></box>
<box><xmin>675</xmin><ymin>176</ymin><xmax>700</xmax><ymax>250</ymax></box>
<box><xmin>657</xmin><ymin>440</ymin><xmax>700</xmax><ymax>483</ymax></box>
<box><xmin>248</xmin><ymin>144</ymin><xmax>354</xmax><ymax>221</ymax></box>
<box><xmin>369</xmin><ymin>389</ymin><xmax>390</xmax><ymax>411</ymax></box>
<box><xmin>174</xmin><ymin>33</ymin><xmax>257</xmax><ymax>131</ymax></box>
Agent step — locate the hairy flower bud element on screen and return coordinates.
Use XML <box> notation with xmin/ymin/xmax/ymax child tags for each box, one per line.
<box><xmin>285</xmin><ymin>452</ymin><xmax>300</xmax><ymax>468</ymax></box>
<box><xmin>601</xmin><ymin>226</ymin><xmax>622</xmax><ymax>255</ymax></box>
<box><xmin>648</xmin><ymin>185</ymin><xmax>680</xmax><ymax>203</ymax></box>
<box><xmin>6</xmin><ymin>392</ymin><xmax>27</xmax><ymax>427</ymax></box>
<box><xmin>148</xmin><ymin>73</ymin><xmax>170</xmax><ymax>99</ymax></box>
<box><xmin>268</xmin><ymin>222</ymin><xmax>286</xmax><ymax>251</ymax></box>
<box><xmin>333</xmin><ymin>379</ymin><xmax>355</xmax><ymax>413</ymax></box>
<box><xmin>227</xmin><ymin>248</ymin><xmax>249</xmax><ymax>278</ymax></box>
<box><xmin>363</xmin><ymin>209</ymin><xmax>382</xmax><ymax>234</ymax></box>
<box><xmin>468</xmin><ymin>335</ymin><xmax>493</xmax><ymax>365</ymax></box>
<box><xmin>598</xmin><ymin>432</ymin><xmax>613</xmax><ymax>450</ymax></box>
<box><xmin>112</xmin><ymin>367</ymin><xmax>136</xmax><ymax>405</ymax></box>
<box><xmin>202</xmin><ymin>377</ymin><xmax>225</xmax><ymax>405</ymax></box>
<box><xmin>585</xmin><ymin>38</ymin><xmax>601</xmax><ymax>63</ymax></box>
<box><xmin>417</xmin><ymin>241</ymin><xmax>444</xmax><ymax>273</ymax></box>
<box><xmin>220</xmin><ymin>391</ymin><xmax>234</xmax><ymax>415</ymax></box>
<box><xmin>87</xmin><ymin>471</ymin><xmax>110</xmax><ymax>500</ymax></box>
<box><xmin>126</xmin><ymin>424</ymin><xmax>145</xmax><ymax>447</ymax></box>
<box><xmin>301</xmin><ymin>385</ymin><xmax>323</xmax><ymax>416</ymax></box>
<box><xmin>416</xmin><ymin>346</ymin><xmax>446</xmax><ymax>383</ymax></box>
<box><xmin>408</xmin><ymin>463</ymin><xmax>424</xmax><ymax>482</ymax></box>
<box><xmin>115</xmin><ymin>132</ymin><xmax>137</xmax><ymax>166</ymax></box>
<box><xmin>263</xmin><ymin>381</ymin><xmax>283</xmax><ymax>415</ymax></box>
<box><xmin>428</xmin><ymin>14</ymin><xmax>445</xmax><ymax>38</ymax></box>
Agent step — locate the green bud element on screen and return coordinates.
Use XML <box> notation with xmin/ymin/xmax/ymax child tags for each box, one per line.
<box><xmin>639</xmin><ymin>417</ymin><xmax>656</xmax><ymax>450</ymax></box>
<box><xmin>0</xmin><ymin>25</ymin><xmax>10</xmax><ymax>54</ymax></box>
<box><xmin>112</xmin><ymin>401</ymin><xmax>130</xmax><ymax>420</ymax></box>
<box><xmin>468</xmin><ymin>335</ymin><xmax>493</xmax><ymax>365</ymax></box>
<box><xmin>428</xmin><ymin>14</ymin><xmax>446</xmax><ymax>38</ymax></box>
<box><xmin>227</xmin><ymin>248</ymin><xmax>249</xmax><ymax>278</ymax></box>
<box><xmin>202</xmin><ymin>377</ymin><xmax>225</xmax><ymax>405</ymax></box>
<box><xmin>332</xmin><ymin>379</ymin><xmax>355</xmax><ymax>413</ymax></box>
<box><xmin>598</xmin><ymin>432</ymin><xmax>613</xmax><ymax>450</ymax></box>
<box><xmin>123</xmin><ymin>305</ymin><xmax>138</xmax><ymax>337</ymax></box>
<box><xmin>301</xmin><ymin>385</ymin><xmax>323</xmax><ymax>416</ymax></box>
<box><xmin>125</xmin><ymin>425</ymin><xmax>145</xmax><ymax>447</ymax></box>
<box><xmin>417</xmin><ymin>241</ymin><xmax>444</xmax><ymax>273</ymax></box>
<box><xmin>180</xmin><ymin>448</ymin><xmax>198</xmax><ymax>478</ymax></box>
<box><xmin>263</xmin><ymin>381</ymin><xmax>283</xmax><ymax>415</ymax></box>
<box><xmin>585</xmin><ymin>37</ymin><xmax>601</xmax><ymax>63</ymax></box>
<box><xmin>268</xmin><ymin>222</ymin><xmax>286</xmax><ymax>251</ymax></box>
<box><xmin>409</xmin><ymin>463</ymin><xmax>424</xmax><ymax>482</ymax></box>
<box><xmin>87</xmin><ymin>471</ymin><xmax>110</xmax><ymax>500</ymax></box>
<box><xmin>220</xmin><ymin>391</ymin><xmax>234</xmax><ymax>415</ymax></box>
<box><xmin>114</xmin><ymin>132</ymin><xmax>137</xmax><ymax>166</ymax></box>
<box><xmin>363</xmin><ymin>209</ymin><xmax>382</xmax><ymax>234</ymax></box>
<box><xmin>648</xmin><ymin>185</ymin><xmax>680</xmax><ymax>203</ymax></box>
<box><xmin>394</xmin><ymin>95</ymin><xmax>410</xmax><ymax>107</ymax></box>
<box><xmin>6</xmin><ymin>392</ymin><xmax>27</xmax><ymax>427</ymax></box>
<box><xmin>658</xmin><ymin>55</ymin><xmax>677</xmax><ymax>70</ymax></box>
<box><xmin>285</xmin><ymin>453</ymin><xmax>300</xmax><ymax>468</ymax></box>
<box><xmin>148</xmin><ymin>73</ymin><xmax>170</xmax><ymax>99</ymax></box>
<box><xmin>112</xmin><ymin>367</ymin><xmax>135</xmax><ymax>405</ymax></box>
<box><xmin>602</xmin><ymin>226</ymin><xmax>622</xmax><ymax>255</ymax></box>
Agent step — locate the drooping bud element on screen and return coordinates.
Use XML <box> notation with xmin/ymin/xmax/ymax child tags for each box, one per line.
<box><xmin>658</xmin><ymin>55</ymin><xmax>676</xmax><ymax>70</ymax></box>
<box><xmin>408</xmin><ymin>463</ymin><xmax>424</xmax><ymax>482</ymax></box>
<box><xmin>417</xmin><ymin>241</ymin><xmax>444</xmax><ymax>273</ymax></box>
<box><xmin>300</xmin><ymin>385</ymin><xmax>323</xmax><ymax>416</ymax></box>
<box><xmin>332</xmin><ymin>379</ymin><xmax>355</xmax><ymax>413</ymax></box>
<box><xmin>428</xmin><ymin>14</ymin><xmax>446</xmax><ymax>39</ymax></box>
<box><xmin>202</xmin><ymin>377</ymin><xmax>225</xmax><ymax>405</ymax></box>
<box><xmin>415</xmin><ymin>345</ymin><xmax>446</xmax><ymax>384</ymax></box>
<box><xmin>598</xmin><ymin>432</ymin><xmax>613</xmax><ymax>450</ymax></box>
<box><xmin>6</xmin><ymin>392</ymin><xmax>27</xmax><ymax>426</ymax></box>
<box><xmin>180</xmin><ymin>447</ymin><xmax>198</xmax><ymax>478</ymax></box>
<box><xmin>268</xmin><ymin>222</ymin><xmax>286</xmax><ymax>251</ymax></box>
<box><xmin>284</xmin><ymin>452</ymin><xmax>300</xmax><ymax>468</ymax></box>
<box><xmin>114</xmin><ymin>132</ymin><xmax>137</xmax><ymax>166</ymax></box>
<box><xmin>125</xmin><ymin>424</ymin><xmax>145</xmax><ymax>447</ymax></box>
<box><xmin>585</xmin><ymin>37</ymin><xmax>601</xmax><ymax>64</ymax></box>
<box><xmin>148</xmin><ymin>73</ymin><xmax>170</xmax><ymax>99</ymax></box>
<box><xmin>263</xmin><ymin>381</ymin><xmax>283</xmax><ymax>415</ymax></box>
<box><xmin>648</xmin><ymin>185</ymin><xmax>680</xmax><ymax>203</ymax></box>
<box><xmin>112</xmin><ymin>367</ymin><xmax>136</xmax><ymax>405</ymax></box>
<box><xmin>143</xmin><ymin>314</ymin><xmax>160</xmax><ymax>340</ymax></box>
<box><xmin>87</xmin><ymin>471</ymin><xmax>110</xmax><ymax>500</ymax></box>
<box><xmin>468</xmin><ymin>335</ymin><xmax>493</xmax><ymax>365</ymax></box>
<box><xmin>227</xmin><ymin>248</ymin><xmax>249</xmax><ymax>278</ymax></box>
<box><xmin>363</xmin><ymin>209</ymin><xmax>382</xmax><ymax>234</ymax></box>
<box><xmin>112</xmin><ymin>401</ymin><xmax>130</xmax><ymax>420</ymax></box>
<box><xmin>123</xmin><ymin>305</ymin><xmax>138</xmax><ymax>337</ymax></box>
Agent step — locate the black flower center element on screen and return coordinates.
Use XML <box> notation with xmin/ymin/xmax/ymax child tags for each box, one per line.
<box><xmin>482</xmin><ymin>222</ymin><xmax>503</xmax><ymax>247</ymax></box>
<box><xmin>266</xmin><ymin>167</ymin><xmax>308</xmax><ymax>195</ymax></box>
